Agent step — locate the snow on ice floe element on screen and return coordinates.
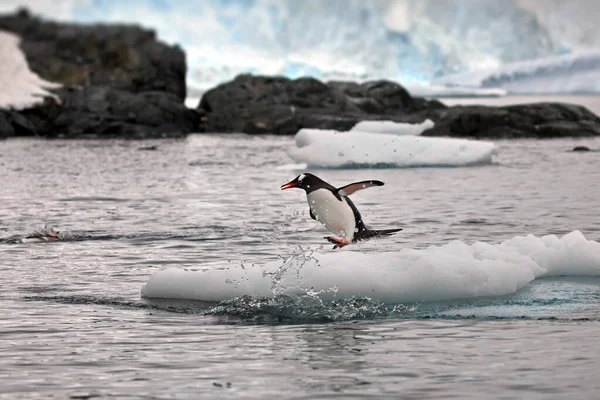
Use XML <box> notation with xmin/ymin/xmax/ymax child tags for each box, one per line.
<box><xmin>141</xmin><ymin>231</ymin><xmax>600</xmax><ymax>304</ymax></box>
<box><xmin>349</xmin><ymin>119</ymin><xmax>434</xmax><ymax>135</ymax></box>
<box><xmin>287</xmin><ymin>128</ymin><xmax>497</xmax><ymax>168</ymax></box>
<box><xmin>0</xmin><ymin>30</ymin><xmax>61</xmax><ymax>110</ymax></box>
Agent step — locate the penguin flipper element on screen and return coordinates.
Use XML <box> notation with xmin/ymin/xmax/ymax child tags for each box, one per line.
<box><xmin>337</xmin><ymin>180</ymin><xmax>384</xmax><ymax>196</ymax></box>
<box><xmin>309</xmin><ymin>207</ymin><xmax>317</xmax><ymax>220</ymax></box>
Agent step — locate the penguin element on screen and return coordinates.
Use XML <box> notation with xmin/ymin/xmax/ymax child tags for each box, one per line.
<box><xmin>281</xmin><ymin>173</ymin><xmax>402</xmax><ymax>248</ymax></box>
<box><xmin>21</xmin><ymin>225</ymin><xmax>61</xmax><ymax>243</ymax></box>
<box><xmin>23</xmin><ymin>230</ymin><xmax>60</xmax><ymax>242</ymax></box>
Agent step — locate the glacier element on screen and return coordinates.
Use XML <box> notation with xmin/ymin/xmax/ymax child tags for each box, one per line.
<box><xmin>0</xmin><ymin>0</ymin><xmax>598</xmax><ymax>94</ymax></box>
<box><xmin>435</xmin><ymin>51</ymin><xmax>600</xmax><ymax>94</ymax></box>
<box><xmin>141</xmin><ymin>231</ymin><xmax>600</xmax><ymax>304</ymax></box>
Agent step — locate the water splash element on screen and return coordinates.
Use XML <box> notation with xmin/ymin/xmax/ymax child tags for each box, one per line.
<box><xmin>263</xmin><ymin>245</ymin><xmax>336</xmax><ymax>297</ymax></box>
<box><xmin>205</xmin><ymin>246</ymin><xmax>419</xmax><ymax>322</ymax></box>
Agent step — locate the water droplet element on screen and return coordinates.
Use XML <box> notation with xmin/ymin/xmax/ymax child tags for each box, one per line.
<box><xmin>338</xmin><ymin>151</ymin><xmax>345</xmax><ymax>157</ymax></box>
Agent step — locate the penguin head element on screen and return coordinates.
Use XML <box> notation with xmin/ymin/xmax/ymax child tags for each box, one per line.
<box><xmin>280</xmin><ymin>173</ymin><xmax>321</xmax><ymax>191</ymax></box>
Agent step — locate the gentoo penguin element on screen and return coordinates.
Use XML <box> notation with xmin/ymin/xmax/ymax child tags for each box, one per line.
<box><xmin>281</xmin><ymin>173</ymin><xmax>402</xmax><ymax>248</ymax></box>
<box><xmin>23</xmin><ymin>230</ymin><xmax>60</xmax><ymax>242</ymax></box>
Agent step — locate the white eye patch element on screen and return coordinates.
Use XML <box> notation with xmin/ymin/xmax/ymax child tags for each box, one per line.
<box><xmin>298</xmin><ymin>173</ymin><xmax>306</xmax><ymax>182</ymax></box>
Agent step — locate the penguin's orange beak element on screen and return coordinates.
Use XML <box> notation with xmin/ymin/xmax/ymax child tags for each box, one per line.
<box><xmin>281</xmin><ymin>179</ymin><xmax>298</xmax><ymax>190</ymax></box>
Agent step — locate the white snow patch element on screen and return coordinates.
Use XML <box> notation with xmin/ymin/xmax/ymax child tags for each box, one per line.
<box><xmin>349</xmin><ymin>119</ymin><xmax>434</xmax><ymax>135</ymax></box>
<box><xmin>287</xmin><ymin>128</ymin><xmax>497</xmax><ymax>168</ymax></box>
<box><xmin>141</xmin><ymin>231</ymin><xmax>600</xmax><ymax>304</ymax></box>
<box><xmin>0</xmin><ymin>30</ymin><xmax>61</xmax><ymax>110</ymax></box>
<box><xmin>184</xmin><ymin>96</ymin><xmax>200</xmax><ymax>109</ymax></box>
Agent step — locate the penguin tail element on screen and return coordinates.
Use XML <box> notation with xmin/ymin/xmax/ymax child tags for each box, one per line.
<box><xmin>354</xmin><ymin>228</ymin><xmax>403</xmax><ymax>241</ymax></box>
<box><xmin>374</xmin><ymin>228</ymin><xmax>403</xmax><ymax>236</ymax></box>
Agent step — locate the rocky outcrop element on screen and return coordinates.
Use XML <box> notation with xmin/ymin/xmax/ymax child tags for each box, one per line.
<box><xmin>15</xmin><ymin>86</ymin><xmax>203</xmax><ymax>138</ymax></box>
<box><xmin>0</xmin><ymin>8</ymin><xmax>186</xmax><ymax>100</ymax></box>
<box><xmin>197</xmin><ymin>74</ymin><xmax>445</xmax><ymax>134</ymax></box>
<box><xmin>419</xmin><ymin>103</ymin><xmax>600</xmax><ymax>138</ymax></box>
<box><xmin>0</xmin><ymin>8</ymin><xmax>202</xmax><ymax>138</ymax></box>
<box><xmin>1</xmin><ymin>6</ymin><xmax>598</xmax><ymax>139</ymax></box>
<box><xmin>197</xmin><ymin>74</ymin><xmax>600</xmax><ymax>138</ymax></box>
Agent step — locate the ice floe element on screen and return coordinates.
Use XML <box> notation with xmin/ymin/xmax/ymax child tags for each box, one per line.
<box><xmin>287</xmin><ymin>128</ymin><xmax>497</xmax><ymax>168</ymax></box>
<box><xmin>349</xmin><ymin>119</ymin><xmax>434</xmax><ymax>135</ymax></box>
<box><xmin>141</xmin><ymin>231</ymin><xmax>600</xmax><ymax>304</ymax></box>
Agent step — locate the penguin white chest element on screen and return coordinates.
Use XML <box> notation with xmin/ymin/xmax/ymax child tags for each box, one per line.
<box><xmin>306</xmin><ymin>189</ymin><xmax>356</xmax><ymax>241</ymax></box>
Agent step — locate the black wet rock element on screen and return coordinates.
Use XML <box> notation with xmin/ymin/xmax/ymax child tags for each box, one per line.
<box><xmin>0</xmin><ymin>110</ymin><xmax>37</xmax><ymax>137</ymax></box>
<box><xmin>420</xmin><ymin>103</ymin><xmax>600</xmax><ymax>138</ymax></box>
<box><xmin>197</xmin><ymin>74</ymin><xmax>600</xmax><ymax>138</ymax></box>
<box><xmin>197</xmin><ymin>74</ymin><xmax>444</xmax><ymax>135</ymax></box>
<box><xmin>0</xmin><ymin>111</ymin><xmax>16</xmax><ymax>138</ymax></box>
<box><xmin>0</xmin><ymin>8</ymin><xmax>201</xmax><ymax>138</ymax></box>
<box><xmin>572</xmin><ymin>146</ymin><xmax>591</xmax><ymax>152</ymax></box>
<box><xmin>17</xmin><ymin>86</ymin><xmax>204</xmax><ymax>138</ymax></box>
<box><xmin>0</xmin><ymin>8</ymin><xmax>186</xmax><ymax>100</ymax></box>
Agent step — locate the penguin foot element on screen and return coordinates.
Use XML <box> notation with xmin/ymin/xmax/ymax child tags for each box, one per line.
<box><xmin>324</xmin><ymin>236</ymin><xmax>351</xmax><ymax>249</ymax></box>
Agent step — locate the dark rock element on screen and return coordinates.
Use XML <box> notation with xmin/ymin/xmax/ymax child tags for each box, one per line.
<box><xmin>197</xmin><ymin>74</ymin><xmax>600</xmax><ymax>138</ymax></box>
<box><xmin>0</xmin><ymin>8</ymin><xmax>186</xmax><ymax>100</ymax></box>
<box><xmin>0</xmin><ymin>8</ymin><xmax>203</xmax><ymax>138</ymax></box>
<box><xmin>198</xmin><ymin>74</ymin><xmax>445</xmax><ymax>135</ymax></box>
<box><xmin>9</xmin><ymin>110</ymin><xmax>39</xmax><ymax>136</ymax></box>
<box><xmin>0</xmin><ymin>110</ymin><xmax>38</xmax><ymax>137</ymax></box>
<box><xmin>420</xmin><ymin>103</ymin><xmax>600</xmax><ymax>138</ymax></box>
<box><xmin>18</xmin><ymin>86</ymin><xmax>204</xmax><ymax>138</ymax></box>
<box><xmin>572</xmin><ymin>146</ymin><xmax>591</xmax><ymax>152</ymax></box>
<box><xmin>0</xmin><ymin>111</ymin><xmax>16</xmax><ymax>138</ymax></box>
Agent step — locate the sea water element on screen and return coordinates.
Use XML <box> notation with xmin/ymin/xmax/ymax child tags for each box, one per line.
<box><xmin>1</xmin><ymin>113</ymin><xmax>600</xmax><ymax>398</ymax></box>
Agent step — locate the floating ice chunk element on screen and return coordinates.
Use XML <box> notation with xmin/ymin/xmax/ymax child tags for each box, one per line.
<box><xmin>288</xmin><ymin>129</ymin><xmax>497</xmax><ymax>168</ymax></box>
<box><xmin>349</xmin><ymin>119</ymin><xmax>434</xmax><ymax>135</ymax></box>
<box><xmin>0</xmin><ymin>30</ymin><xmax>61</xmax><ymax>110</ymax></box>
<box><xmin>141</xmin><ymin>231</ymin><xmax>600</xmax><ymax>304</ymax></box>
